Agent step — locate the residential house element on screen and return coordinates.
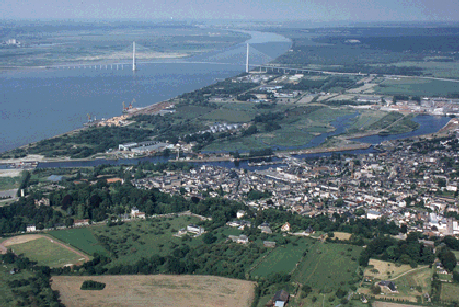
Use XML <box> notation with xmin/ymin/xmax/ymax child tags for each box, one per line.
<box><xmin>281</xmin><ymin>222</ymin><xmax>291</xmax><ymax>232</ymax></box>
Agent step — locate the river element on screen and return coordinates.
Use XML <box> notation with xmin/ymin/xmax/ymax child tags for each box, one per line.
<box><xmin>0</xmin><ymin>30</ymin><xmax>291</xmax><ymax>153</ymax></box>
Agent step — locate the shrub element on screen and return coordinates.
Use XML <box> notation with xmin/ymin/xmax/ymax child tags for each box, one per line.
<box><xmin>81</xmin><ymin>280</ymin><xmax>106</xmax><ymax>290</ymax></box>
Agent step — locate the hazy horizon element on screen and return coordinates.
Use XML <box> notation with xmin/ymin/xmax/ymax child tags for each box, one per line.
<box><xmin>2</xmin><ymin>0</ymin><xmax>459</xmax><ymax>22</ymax></box>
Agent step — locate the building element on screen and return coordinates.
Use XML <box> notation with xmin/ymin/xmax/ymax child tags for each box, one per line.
<box><xmin>131</xmin><ymin>208</ymin><xmax>146</xmax><ymax>219</ymax></box>
<box><xmin>106</xmin><ymin>177</ymin><xmax>124</xmax><ymax>185</ymax></box>
<box><xmin>366</xmin><ymin>210</ymin><xmax>382</xmax><ymax>220</ymax></box>
<box><xmin>73</xmin><ymin>219</ymin><xmax>90</xmax><ymax>226</ymax></box>
<box><xmin>118</xmin><ymin>142</ymin><xmax>138</xmax><ymax>151</ymax></box>
<box><xmin>26</xmin><ymin>225</ymin><xmax>36</xmax><ymax>232</ymax></box>
<box><xmin>237</xmin><ymin>210</ymin><xmax>246</xmax><ymax>219</ymax></box>
<box><xmin>270</xmin><ymin>289</ymin><xmax>290</xmax><ymax>307</ymax></box>
<box><xmin>281</xmin><ymin>222</ymin><xmax>291</xmax><ymax>232</ymax></box>
<box><xmin>228</xmin><ymin>234</ymin><xmax>249</xmax><ymax>244</ymax></box>
<box><xmin>187</xmin><ymin>224</ymin><xmax>203</xmax><ymax>234</ymax></box>
<box><xmin>378</xmin><ymin>280</ymin><xmax>397</xmax><ymax>292</ymax></box>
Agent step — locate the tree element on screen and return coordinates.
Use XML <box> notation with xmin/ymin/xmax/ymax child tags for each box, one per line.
<box><xmin>202</xmin><ymin>232</ymin><xmax>217</xmax><ymax>244</ymax></box>
<box><xmin>400</xmin><ymin>224</ymin><xmax>408</xmax><ymax>234</ymax></box>
<box><xmin>439</xmin><ymin>250</ymin><xmax>457</xmax><ymax>272</ymax></box>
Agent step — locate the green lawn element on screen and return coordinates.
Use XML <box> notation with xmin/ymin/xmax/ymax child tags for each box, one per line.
<box><xmin>49</xmin><ymin>228</ymin><xmax>108</xmax><ymax>256</ymax></box>
<box><xmin>9</xmin><ymin>237</ymin><xmax>83</xmax><ymax>267</ymax></box>
<box><xmin>292</xmin><ymin>243</ymin><xmax>363</xmax><ymax>292</ymax></box>
<box><xmin>251</xmin><ymin>239</ymin><xmax>310</xmax><ymax>278</ymax></box>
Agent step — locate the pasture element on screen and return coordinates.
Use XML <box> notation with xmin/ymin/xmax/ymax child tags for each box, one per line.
<box><xmin>250</xmin><ymin>239</ymin><xmax>310</xmax><ymax>278</ymax></box>
<box><xmin>52</xmin><ymin>275</ymin><xmax>256</xmax><ymax>307</ymax></box>
<box><xmin>292</xmin><ymin>243</ymin><xmax>363</xmax><ymax>292</ymax></box>
<box><xmin>49</xmin><ymin>228</ymin><xmax>108</xmax><ymax>256</ymax></box>
<box><xmin>441</xmin><ymin>282</ymin><xmax>459</xmax><ymax>303</ymax></box>
<box><xmin>6</xmin><ymin>236</ymin><xmax>85</xmax><ymax>267</ymax></box>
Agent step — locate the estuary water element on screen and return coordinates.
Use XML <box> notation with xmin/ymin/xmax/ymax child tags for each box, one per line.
<box><xmin>1</xmin><ymin>30</ymin><xmax>291</xmax><ymax>153</ymax></box>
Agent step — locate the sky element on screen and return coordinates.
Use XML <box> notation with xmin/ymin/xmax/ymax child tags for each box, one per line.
<box><xmin>2</xmin><ymin>0</ymin><xmax>459</xmax><ymax>22</ymax></box>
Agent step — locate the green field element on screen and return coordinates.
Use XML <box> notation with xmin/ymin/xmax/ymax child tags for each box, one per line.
<box><xmin>292</xmin><ymin>243</ymin><xmax>363</xmax><ymax>292</ymax></box>
<box><xmin>251</xmin><ymin>239</ymin><xmax>311</xmax><ymax>278</ymax></box>
<box><xmin>374</xmin><ymin>77</ymin><xmax>459</xmax><ymax>97</ymax></box>
<box><xmin>49</xmin><ymin>228</ymin><xmax>108</xmax><ymax>256</ymax></box>
<box><xmin>9</xmin><ymin>237</ymin><xmax>83</xmax><ymax>267</ymax></box>
<box><xmin>441</xmin><ymin>282</ymin><xmax>459</xmax><ymax>303</ymax></box>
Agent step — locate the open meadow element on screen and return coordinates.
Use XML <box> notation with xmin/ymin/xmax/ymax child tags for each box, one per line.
<box><xmin>3</xmin><ymin>235</ymin><xmax>88</xmax><ymax>267</ymax></box>
<box><xmin>52</xmin><ymin>275</ymin><xmax>256</xmax><ymax>307</ymax></box>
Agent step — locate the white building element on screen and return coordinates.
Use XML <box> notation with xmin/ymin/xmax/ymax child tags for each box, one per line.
<box><xmin>187</xmin><ymin>224</ymin><xmax>203</xmax><ymax>234</ymax></box>
<box><xmin>26</xmin><ymin>225</ymin><xmax>37</xmax><ymax>232</ymax></box>
<box><xmin>366</xmin><ymin>210</ymin><xmax>382</xmax><ymax>220</ymax></box>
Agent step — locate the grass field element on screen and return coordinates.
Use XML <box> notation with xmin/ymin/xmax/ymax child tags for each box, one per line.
<box><xmin>441</xmin><ymin>282</ymin><xmax>459</xmax><ymax>303</ymax></box>
<box><xmin>374</xmin><ymin>77</ymin><xmax>459</xmax><ymax>97</ymax></box>
<box><xmin>8</xmin><ymin>237</ymin><xmax>84</xmax><ymax>267</ymax></box>
<box><xmin>49</xmin><ymin>228</ymin><xmax>108</xmax><ymax>256</ymax></box>
<box><xmin>292</xmin><ymin>243</ymin><xmax>363</xmax><ymax>292</ymax></box>
<box><xmin>250</xmin><ymin>239</ymin><xmax>310</xmax><ymax>278</ymax></box>
<box><xmin>363</xmin><ymin>259</ymin><xmax>413</xmax><ymax>280</ymax></box>
<box><xmin>52</xmin><ymin>275</ymin><xmax>256</xmax><ymax>307</ymax></box>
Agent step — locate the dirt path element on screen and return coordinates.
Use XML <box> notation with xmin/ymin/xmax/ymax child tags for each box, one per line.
<box><xmin>1</xmin><ymin>234</ymin><xmax>90</xmax><ymax>262</ymax></box>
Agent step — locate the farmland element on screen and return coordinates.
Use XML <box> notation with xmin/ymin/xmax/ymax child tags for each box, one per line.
<box><xmin>49</xmin><ymin>228</ymin><xmax>108</xmax><ymax>256</ymax></box>
<box><xmin>4</xmin><ymin>236</ymin><xmax>86</xmax><ymax>267</ymax></box>
<box><xmin>51</xmin><ymin>275</ymin><xmax>256</xmax><ymax>307</ymax></box>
